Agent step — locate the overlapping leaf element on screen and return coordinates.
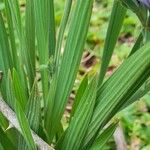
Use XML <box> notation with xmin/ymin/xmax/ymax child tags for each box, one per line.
<box><xmin>15</xmin><ymin>101</ymin><xmax>36</xmax><ymax>150</ymax></box>
<box><xmin>61</xmin><ymin>76</ymin><xmax>97</xmax><ymax>150</ymax></box>
<box><xmin>90</xmin><ymin>123</ymin><xmax>117</xmax><ymax>150</ymax></box>
<box><xmin>83</xmin><ymin>42</ymin><xmax>150</xmax><ymax>148</ymax></box>
<box><xmin>47</xmin><ymin>0</ymin><xmax>94</xmax><ymax>141</ymax></box>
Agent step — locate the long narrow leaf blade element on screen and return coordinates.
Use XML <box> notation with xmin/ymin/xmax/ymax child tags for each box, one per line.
<box><xmin>122</xmin><ymin>80</ymin><xmax>150</xmax><ymax>109</ymax></box>
<box><xmin>4</xmin><ymin>0</ymin><xmax>18</xmax><ymax>69</ymax></box>
<box><xmin>49</xmin><ymin>0</ymin><xmax>56</xmax><ymax>56</ymax></box>
<box><xmin>55</xmin><ymin>0</ymin><xmax>73</xmax><ymax>67</ymax></box>
<box><xmin>83</xmin><ymin>42</ymin><xmax>150</xmax><ymax>147</ymax></box>
<box><xmin>61</xmin><ymin>77</ymin><xmax>97</xmax><ymax>150</ymax></box>
<box><xmin>12</xmin><ymin>69</ymin><xmax>28</xmax><ymax>111</ymax></box>
<box><xmin>0</xmin><ymin>12</ymin><xmax>13</xmax><ymax>99</ymax></box>
<box><xmin>90</xmin><ymin>123</ymin><xmax>117</xmax><ymax>150</ymax></box>
<box><xmin>34</xmin><ymin>0</ymin><xmax>53</xmax><ymax>100</ymax></box>
<box><xmin>98</xmin><ymin>0</ymin><xmax>126</xmax><ymax>86</ymax></box>
<box><xmin>48</xmin><ymin>0</ymin><xmax>94</xmax><ymax>141</ymax></box>
<box><xmin>18</xmin><ymin>82</ymin><xmax>40</xmax><ymax>150</ymax></box>
<box><xmin>25</xmin><ymin>0</ymin><xmax>36</xmax><ymax>88</ymax></box>
<box><xmin>70</xmin><ymin>75</ymin><xmax>88</xmax><ymax>118</ymax></box>
<box><xmin>15</xmin><ymin>101</ymin><xmax>37</xmax><ymax>150</ymax></box>
<box><xmin>128</xmin><ymin>31</ymin><xmax>143</xmax><ymax>56</ymax></box>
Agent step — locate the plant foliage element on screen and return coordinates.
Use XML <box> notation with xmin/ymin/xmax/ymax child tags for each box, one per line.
<box><xmin>0</xmin><ymin>0</ymin><xmax>150</xmax><ymax>149</ymax></box>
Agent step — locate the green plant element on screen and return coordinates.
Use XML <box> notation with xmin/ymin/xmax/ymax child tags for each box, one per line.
<box><xmin>0</xmin><ymin>0</ymin><xmax>150</xmax><ymax>149</ymax></box>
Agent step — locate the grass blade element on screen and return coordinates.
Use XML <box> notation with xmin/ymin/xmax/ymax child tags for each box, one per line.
<box><xmin>4</xmin><ymin>0</ymin><xmax>29</xmax><ymax>98</ymax></box>
<box><xmin>0</xmin><ymin>13</ymin><xmax>13</xmax><ymax>71</ymax></box>
<box><xmin>34</xmin><ymin>0</ymin><xmax>52</xmax><ymax>100</ymax></box>
<box><xmin>83</xmin><ymin>42</ymin><xmax>150</xmax><ymax>147</ymax></box>
<box><xmin>90</xmin><ymin>122</ymin><xmax>117</xmax><ymax>150</ymax></box>
<box><xmin>61</xmin><ymin>76</ymin><xmax>97</xmax><ymax>150</ymax></box>
<box><xmin>4</xmin><ymin>0</ymin><xmax>18</xmax><ymax>69</ymax></box>
<box><xmin>25</xmin><ymin>0</ymin><xmax>36</xmax><ymax>88</ymax></box>
<box><xmin>15</xmin><ymin>101</ymin><xmax>37</xmax><ymax>150</ymax></box>
<box><xmin>55</xmin><ymin>0</ymin><xmax>73</xmax><ymax>68</ymax></box>
<box><xmin>18</xmin><ymin>81</ymin><xmax>40</xmax><ymax>150</ymax></box>
<box><xmin>122</xmin><ymin>80</ymin><xmax>150</xmax><ymax>109</ymax></box>
<box><xmin>70</xmin><ymin>75</ymin><xmax>88</xmax><ymax>118</ymax></box>
<box><xmin>0</xmin><ymin>113</ymin><xmax>8</xmax><ymax>130</ymax></box>
<box><xmin>49</xmin><ymin>0</ymin><xmax>56</xmax><ymax>56</ymax></box>
<box><xmin>48</xmin><ymin>0</ymin><xmax>94</xmax><ymax>141</ymax></box>
<box><xmin>0</xmin><ymin>12</ymin><xmax>13</xmax><ymax>99</ymax></box>
<box><xmin>7</xmin><ymin>0</ymin><xmax>22</xmax><ymax>38</ymax></box>
<box><xmin>0</xmin><ymin>126</ymin><xmax>16</xmax><ymax>150</ymax></box>
<box><xmin>98</xmin><ymin>0</ymin><xmax>127</xmax><ymax>86</ymax></box>
<box><xmin>5</xmin><ymin>70</ymin><xmax>15</xmax><ymax>108</ymax></box>
<box><xmin>12</xmin><ymin>69</ymin><xmax>28</xmax><ymax>111</ymax></box>
<box><xmin>0</xmin><ymin>98</ymin><xmax>54</xmax><ymax>150</ymax></box>
<box><xmin>129</xmin><ymin>31</ymin><xmax>143</xmax><ymax>56</ymax></box>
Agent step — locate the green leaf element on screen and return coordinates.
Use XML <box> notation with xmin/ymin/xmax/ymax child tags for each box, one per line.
<box><xmin>0</xmin><ymin>126</ymin><xmax>16</xmax><ymax>150</ymax></box>
<box><xmin>12</xmin><ymin>69</ymin><xmax>28</xmax><ymax>111</ymax></box>
<box><xmin>4</xmin><ymin>0</ymin><xmax>29</xmax><ymax>100</ymax></box>
<box><xmin>122</xmin><ymin>79</ymin><xmax>150</xmax><ymax>109</ymax></box>
<box><xmin>83</xmin><ymin>42</ymin><xmax>150</xmax><ymax>147</ymax></box>
<box><xmin>0</xmin><ymin>12</ymin><xmax>13</xmax><ymax>99</ymax></box>
<box><xmin>25</xmin><ymin>0</ymin><xmax>36</xmax><ymax>88</ymax></box>
<box><xmin>5</xmin><ymin>128</ymin><xmax>19</xmax><ymax>149</ymax></box>
<box><xmin>34</xmin><ymin>0</ymin><xmax>53</xmax><ymax>100</ymax></box>
<box><xmin>44</xmin><ymin>74</ymin><xmax>57</xmax><ymax>141</ymax></box>
<box><xmin>56</xmin><ymin>122</ymin><xmax>64</xmax><ymax>142</ymax></box>
<box><xmin>5</xmin><ymin>70</ymin><xmax>15</xmax><ymax>109</ymax></box>
<box><xmin>18</xmin><ymin>81</ymin><xmax>40</xmax><ymax>150</ymax></box>
<box><xmin>61</xmin><ymin>76</ymin><xmax>97</xmax><ymax>150</ymax></box>
<box><xmin>4</xmin><ymin>0</ymin><xmax>18</xmax><ymax>69</ymax></box>
<box><xmin>70</xmin><ymin>75</ymin><xmax>88</xmax><ymax>118</ymax></box>
<box><xmin>0</xmin><ymin>12</ymin><xmax>13</xmax><ymax>72</ymax></box>
<box><xmin>48</xmin><ymin>0</ymin><xmax>56</xmax><ymax>56</ymax></box>
<box><xmin>6</xmin><ymin>0</ymin><xmax>22</xmax><ymax>38</ymax></box>
<box><xmin>26</xmin><ymin>82</ymin><xmax>40</xmax><ymax>132</ymax></box>
<box><xmin>47</xmin><ymin>0</ymin><xmax>94</xmax><ymax>141</ymax></box>
<box><xmin>15</xmin><ymin>101</ymin><xmax>36</xmax><ymax>150</ymax></box>
<box><xmin>0</xmin><ymin>113</ymin><xmax>9</xmax><ymax>130</ymax></box>
<box><xmin>55</xmin><ymin>0</ymin><xmax>73</xmax><ymax>68</ymax></box>
<box><xmin>90</xmin><ymin>123</ymin><xmax>117</xmax><ymax>150</ymax></box>
<box><xmin>128</xmin><ymin>31</ymin><xmax>143</xmax><ymax>56</ymax></box>
<box><xmin>98</xmin><ymin>0</ymin><xmax>127</xmax><ymax>86</ymax></box>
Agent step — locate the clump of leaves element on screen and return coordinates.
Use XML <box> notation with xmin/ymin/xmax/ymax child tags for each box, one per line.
<box><xmin>0</xmin><ymin>0</ymin><xmax>150</xmax><ymax>149</ymax></box>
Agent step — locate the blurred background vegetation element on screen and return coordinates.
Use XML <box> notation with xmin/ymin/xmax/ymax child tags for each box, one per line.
<box><xmin>2</xmin><ymin>0</ymin><xmax>150</xmax><ymax>149</ymax></box>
